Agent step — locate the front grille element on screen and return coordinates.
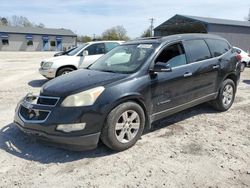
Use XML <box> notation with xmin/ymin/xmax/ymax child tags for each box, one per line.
<box><xmin>18</xmin><ymin>94</ymin><xmax>60</xmax><ymax>123</ymax></box>
<box><xmin>26</xmin><ymin>94</ymin><xmax>59</xmax><ymax>107</ymax></box>
<box><xmin>19</xmin><ymin>106</ymin><xmax>50</xmax><ymax>122</ymax></box>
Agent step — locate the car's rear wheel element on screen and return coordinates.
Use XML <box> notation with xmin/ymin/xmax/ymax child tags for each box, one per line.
<box><xmin>101</xmin><ymin>102</ymin><xmax>145</xmax><ymax>151</ymax></box>
<box><xmin>56</xmin><ymin>67</ymin><xmax>74</xmax><ymax>77</ymax></box>
<box><xmin>210</xmin><ymin>79</ymin><xmax>236</xmax><ymax>111</ymax></box>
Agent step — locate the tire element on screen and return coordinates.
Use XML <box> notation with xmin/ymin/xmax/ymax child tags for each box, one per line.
<box><xmin>210</xmin><ymin>79</ymin><xmax>236</xmax><ymax>111</ymax></box>
<box><xmin>101</xmin><ymin>102</ymin><xmax>145</xmax><ymax>151</ymax></box>
<box><xmin>56</xmin><ymin>67</ymin><xmax>74</xmax><ymax>77</ymax></box>
<box><xmin>240</xmin><ymin>62</ymin><xmax>246</xmax><ymax>72</ymax></box>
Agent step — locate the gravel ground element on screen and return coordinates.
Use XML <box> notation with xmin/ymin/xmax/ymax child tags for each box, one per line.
<box><xmin>0</xmin><ymin>52</ymin><xmax>249</xmax><ymax>188</ymax></box>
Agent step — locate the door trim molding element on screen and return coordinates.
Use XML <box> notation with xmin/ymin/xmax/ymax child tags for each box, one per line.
<box><xmin>151</xmin><ymin>92</ymin><xmax>217</xmax><ymax>117</ymax></box>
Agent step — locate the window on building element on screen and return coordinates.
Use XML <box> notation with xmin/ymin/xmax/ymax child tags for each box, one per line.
<box><xmin>27</xmin><ymin>40</ymin><xmax>33</xmax><ymax>46</ymax></box>
<box><xmin>205</xmin><ymin>39</ymin><xmax>231</xmax><ymax>57</ymax></box>
<box><xmin>2</xmin><ymin>39</ymin><xmax>9</xmax><ymax>45</ymax></box>
<box><xmin>155</xmin><ymin>43</ymin><xmax>187</xmax><ymax>68</ymax></box>
<box><xmin>50</xmin><ymin>41</ymin><xmax>56</xmax><ymax>47</ymax></box>
<box><xmin>184</xmin><ymin>39</ymin><xmax>211</xmax><ymax>63</ymax></box>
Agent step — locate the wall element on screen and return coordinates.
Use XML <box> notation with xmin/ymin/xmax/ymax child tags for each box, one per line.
<box><xmin>208</xmin><ymin>24</ymin><xmax>250</xmax><ymax>52</ymax></box>
<box><xmin>0</xmin><ymin>33</ymin><xmax>76</xmax><ymax>51</ymax></box>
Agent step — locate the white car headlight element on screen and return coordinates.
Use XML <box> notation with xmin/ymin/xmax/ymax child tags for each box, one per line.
<box><xmin>61</xmin><ymin>86</ymin><xmax>105</xmax><ymax>107</ymax></box>
<box><xmin>42</xmin><ymin>62</ymin><xmax>53</xmax><ymax>69</ymax></box>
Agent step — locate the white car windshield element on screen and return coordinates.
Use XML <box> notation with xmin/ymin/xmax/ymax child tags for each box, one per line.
<box><xmin>67</xmin><ymin>44</ymin><xmax>88</xmax><ymax>56</ymax></box>
<box><xmin>89</xmin><ymin>43</ymin><xmax>158</xmax><ymax>74</ymax></box>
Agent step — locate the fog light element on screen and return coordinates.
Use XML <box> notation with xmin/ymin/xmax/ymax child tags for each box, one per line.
<box><xmin>56</xmin><ymin>123</ymin><xmax>86</xmax><ymax>133</ymax></box>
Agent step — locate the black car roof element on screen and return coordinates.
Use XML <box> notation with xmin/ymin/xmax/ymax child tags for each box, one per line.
<box><xmin>124</xmin><ymin>33</ymin><xmax>227</xmax><ymax>45</ymax></box>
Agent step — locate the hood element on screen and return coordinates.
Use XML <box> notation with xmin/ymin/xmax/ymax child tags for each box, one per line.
<box><xmin>43</xmin><ymin>55</ymin><xmax>75</xmax><ymax>63</ymax></box>
<box><xmin>41</xmin><ymin>69</ymin><xmax>127</xmax><ymax>97</ymax></box>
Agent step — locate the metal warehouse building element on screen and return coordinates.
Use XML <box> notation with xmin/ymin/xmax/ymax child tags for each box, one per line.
<box><xmin>154</xmin><ymin>14</ymin><xmax>250</xmax><ymax>51</ymax></box>
<box><xmin>0</xmin><ymin>26</ymin><xmax>77</xmax><ymax>51</ymax></box>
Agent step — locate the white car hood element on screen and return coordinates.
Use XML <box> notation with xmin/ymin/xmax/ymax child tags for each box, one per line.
<box><xmin>43</xmin><ymin>55</ymin><xmax>77</xmax><ymax>63</ymax></box>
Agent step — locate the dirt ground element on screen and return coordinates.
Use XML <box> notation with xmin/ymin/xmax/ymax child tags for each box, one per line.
<box><xmin>0</xmin><ymin>52</ymin><xmax>249</xmax><ymax>188</ymax></box>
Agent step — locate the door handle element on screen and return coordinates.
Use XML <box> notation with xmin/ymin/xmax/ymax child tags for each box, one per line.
<box><xmin>183</xmin><ymin>72</ymin><xmax>192</xmax><ymax>77</ymax></box>
<box><xmin>213</xmin><ymin>65</ymin><xmax>220</xmax><ymax>69</ymax></box>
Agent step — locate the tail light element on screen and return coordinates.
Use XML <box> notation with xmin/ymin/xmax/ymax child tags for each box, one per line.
<box><xmin>236</xmin><ymin>54</ymin><xmax>242</xmax><ymax>61</ymax></box>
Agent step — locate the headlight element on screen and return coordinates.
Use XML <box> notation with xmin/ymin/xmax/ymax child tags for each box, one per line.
<box><xmin>61</xmin><ymin>86</ymin><xmax>105</xmax><ymax>107</ymax></box>
<box><xmin>42</xmin><ymin>61</ymin><xmax>53</xmax><ymax>69</ymax></box>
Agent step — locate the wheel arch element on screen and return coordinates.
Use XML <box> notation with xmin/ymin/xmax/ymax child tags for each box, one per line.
<box><xmin>56</xmin><ymin>65</ymin><xmax>77</xmax><ymax>76</ymax></box>
<box><xmin>223</xmin><ymin>73</ymin><xmax>237</xmax><ymax>87</ymax></box>
<box><xmin>104</xmin><ymin>94</ymin><xmax>151</xmax><ymax>131</ymax></box>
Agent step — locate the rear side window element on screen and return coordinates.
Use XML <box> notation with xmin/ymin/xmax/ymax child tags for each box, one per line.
<box><xmin>205</xmin><ymin>39</ymin><xmax>231</xmax><ymax>57</ymax></box>
<box><xmin>184</xmin><ymin>39</ymin><xmax>211</xmax><ymax>63</ymax></box>
<box><xmin>85</xmin><ymin>43</ymin><xmax>105</xmax><ymax>55</ymax></box>
<box><xmin>155</xmin><ymin>43</ymin><xmax>187</xmax><ymax>68</ymax></box>
<box><xmin>105</xmin><ymin>42</ymin><xmax>119</xmax><ymax>52</ymax></box>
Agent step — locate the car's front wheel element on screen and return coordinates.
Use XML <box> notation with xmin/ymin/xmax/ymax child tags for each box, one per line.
<box><xmin>56</xmin><ymin>67</ymin><xmax>75</xmax><ymax>77</ymax></box>
<box><xmin>101</xmin><ymin>102</ymin><xmax>145</xmax><ymax>151</ymax></box>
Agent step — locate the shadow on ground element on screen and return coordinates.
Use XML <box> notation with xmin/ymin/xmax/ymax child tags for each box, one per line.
<box><xmin>0</xmin><ymin>103</ymin><xmax>218</xmax><ymax>164</ymax></box>
<box><xmin>242</xmin><ymin>80</ymin><xmax>250</xmax><ymax>85</ymax></box>
<box><xmin>0</xmin><ymin>123</ymin><xmax>113</xmax><ymax>164</ymax></box>
<box><xmin>150</xmin><ymin>103</ymin><xmax>218</xmax><ymax>132</ymax></box>
<box><xmin>28</xmin><ymin>79</ymin><xmax>48</xmax><ymax>88</ymax></box>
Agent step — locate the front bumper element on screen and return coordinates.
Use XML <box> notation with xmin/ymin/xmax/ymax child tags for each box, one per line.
<box><xmin>14</xmin><ymin>94</ymin><xmax>104</xmax><ymax>151</ymax></box>
<box><xmin>39</xmin><ymin>68</ymin><xmax>57</xmax><ymax>79</ymax></box>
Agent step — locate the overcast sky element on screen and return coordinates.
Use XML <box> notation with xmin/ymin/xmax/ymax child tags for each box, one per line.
<box><xmin>0</xmin><ymin>0</ymin><xmax>249</xmax><ymax>38</ymax></box>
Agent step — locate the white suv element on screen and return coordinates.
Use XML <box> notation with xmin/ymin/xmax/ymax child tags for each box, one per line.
<box><xmin>234</xmin><ymin>47</ymin><xmax>250</xmax><ymax>71</ymax></box>
<box><xmin>39</xmin><ymin>41</ymin><xmax>124</xmax><ymax>79</ymax></box>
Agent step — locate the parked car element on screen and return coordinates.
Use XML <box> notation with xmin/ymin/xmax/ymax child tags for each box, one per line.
<box><xmin>39</xmin><ymin>41</ymin><xmax>124</xmax><ymax>79</ymax></box>
<box><xmin>14</xmin><ymin>34</ymin><xmax>241</xmax><ymax>151</ymax></box>
<box><xmin>233</xmin><ymin>47</ymin><xmax>250</xmax><ymax>71</ymax></box>
<box><xmin>53</xmin><ymin>46</ymin><xmax>77</xmax><ymax>57</ymax></box>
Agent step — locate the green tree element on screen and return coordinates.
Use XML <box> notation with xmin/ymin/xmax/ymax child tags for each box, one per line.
<box><xmin>102</xmin><ymin>25</ymin><xmax>129</xmax><ymax>40</ymax></box>
<box><xmin>77</xmin><ymin>35</ymin><xmax>92</xmax><ymax>43</ymax></box>
<box><xmin>141</xmin><ymin>28</ymin><xmax>151</xmax><ymax>37</ymax></box>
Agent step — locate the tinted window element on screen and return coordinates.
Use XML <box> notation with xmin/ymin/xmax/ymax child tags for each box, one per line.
<box><xmin>206</xmin><ymin>39</ymin><xmax>230</xmax><ymax>57</ymax></box>
<box><xmin>85</xmin><ymin>43</ymin><xmax>105</xmax><ymax>55</ymax></box>
<box><xmin>184</xmin><ymin>39</ymin><xmax>211</xmax><ymax>63</ymax></box>
<box><xmin>155</xmin><ymin>43</ymin><xmax>187</xmax><ymax>68</ymax></box>
<box><xmin>105</xmin><ymin>42</ymin><xmax>119</xmax><ymax>52</ymax></box>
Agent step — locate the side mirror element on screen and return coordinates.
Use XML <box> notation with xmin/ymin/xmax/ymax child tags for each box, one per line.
<box><xmin>152</xmin><ymin>62</ymin><xmax>172</xmax><ymax>72</ymax></box>
<box><xmin>82</xmin><ymin>50</ymin><xmax>89</xmax><ymax>56</ymax></box>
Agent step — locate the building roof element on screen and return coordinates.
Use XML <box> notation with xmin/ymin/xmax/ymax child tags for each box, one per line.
<box><xmin>155</xmin><ymin>14</ymin><xmax>250</xmax><ymax>30</ymax></box>
<box><xmin>0</xmin><ymin>26</ymin><xmax>76</xmax><ymax>36</ymax></box>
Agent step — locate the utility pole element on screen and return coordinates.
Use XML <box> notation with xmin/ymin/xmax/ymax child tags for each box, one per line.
<box><xmin>149</xmin><ymin>18</ymin><xmax>155</xmax><ymax>37</ymax></box>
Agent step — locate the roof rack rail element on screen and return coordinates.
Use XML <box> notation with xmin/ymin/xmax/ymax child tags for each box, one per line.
<box><xmin>136</xmin><ymin>36</ymin><xmax>162</xmax><ymax>40</ymax></box>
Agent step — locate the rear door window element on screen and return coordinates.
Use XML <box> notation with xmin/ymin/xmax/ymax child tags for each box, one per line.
<box><xmin>184</xmin><ymin>39</ymin><xmax>211</xmax><ymax>63</ymax></box>
<box><xmin>105</xmin><ymin>42</ymin><xmax>119</xmax><ymax>53</ymax></box>
<box><xmin>155</xmin><ymin>43</ymin><xmax>187</xmax><ymax>68</ymax></box>
<box><xmin>205</xmin><ymin>39</ymin><xmax>231</xmax><ymax>57</ymax></box>
<box><xmin>85</xmin><ymin>43</ymin><xmax>105</xmax><ymax>55</ymax></box>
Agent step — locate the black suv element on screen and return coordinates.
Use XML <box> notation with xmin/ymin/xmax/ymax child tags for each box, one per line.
<box><xmin>14</xmin><ymin>34</ymin><xmax>241</xmax><ymax>151</ymax></box>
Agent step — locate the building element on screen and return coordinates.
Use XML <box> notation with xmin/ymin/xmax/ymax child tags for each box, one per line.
<box><xmin>154</xmin><ymin>14</ymin><xmax>250</xmax><ymax>51</ymax></box>
<box><xmin>0</xmin><ymin>26</ymin><xmax>77</xmax><ymax>51</ymax></box>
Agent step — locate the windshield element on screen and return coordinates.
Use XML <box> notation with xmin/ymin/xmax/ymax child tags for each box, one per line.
<box><xmin>67</xmin><ymin>43</ymin><xmax>88</xmax><ymax>56</ymax></box>
<box><xmin>89</xmin><ymin>43</ymin><xmax>158</xmax><ymax>73</ymax></box>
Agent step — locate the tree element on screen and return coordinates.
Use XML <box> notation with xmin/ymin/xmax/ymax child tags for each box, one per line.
<box><xmin>77</xmin><ymin>35</ymin><xmax>92</xmax><ymax>43</ymax></box>
<box><xmin>141</xmin><ymin>28</ymin><xmax>151</xmax><ymax>37</ymax></box>
<box><xmin>0</xmin><ymin>17</ymin><xmax>8</xmax><ymax>26</ymax></box>
<box><xmin>37</xmin><ymin>23</ymin><xmax>45</xmax><ymax>28</ymax></box>
<box><xmin>102</xmin><ymin>25</ymin><xmax>129</xmax><ymax>40</ymax></box>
